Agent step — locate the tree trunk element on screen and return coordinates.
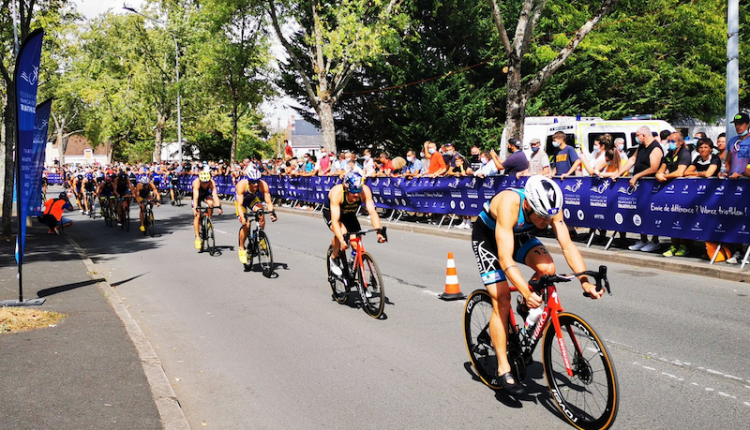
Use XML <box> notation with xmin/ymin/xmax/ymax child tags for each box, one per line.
<box><xmin>231</xmin><ymin>105</ymin><xmax>238</xmax><ymax>162</ymax></box>
<box><xmin>1</xmin><ymin>80</ymin><xmax>16</xmax><ymax>237</ymax></box>
<box><xmin>154</xmin><ymin>125</ymin><xmax>163</xmax><ymax>163</ymax></box>
<box><xmin>504</xmin><ymin>54</ymin><xmax>526</xmax><ymax>144</ymax></box>
<box><xmin>318</xmin><ymin>102</ymin><xmax>337</xmax><ymax>154</ymax></box>
<box><xmin>57</xmin><ymin>122</ymin><xmax>65</xmax><ymax>166</ymax></box>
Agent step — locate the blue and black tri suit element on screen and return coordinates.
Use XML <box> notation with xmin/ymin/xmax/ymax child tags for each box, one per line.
<box><xmin>234</xmin><ymin>177</ymin><xmax>262</xmax><ymax>220</ymax></box>
<box><xmin>322</xmin><ymin>189</ymin><xmax>362</xmax><ymax>234</ymax></box>
<box><xmin>471</xmin><ymin>188</ymin><xmax>544</xmax><ymax>286</ymax></box>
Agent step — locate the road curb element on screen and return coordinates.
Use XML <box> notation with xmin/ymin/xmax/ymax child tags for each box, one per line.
<box><xmin>64</xmin><ymin>235</ymin><xmax>191</xmax><ymax>430</ymax></box>
<box><xmin>274</xmin><ymin>206</ymin><xmax>749</xmax><ymax>283</ymax></box>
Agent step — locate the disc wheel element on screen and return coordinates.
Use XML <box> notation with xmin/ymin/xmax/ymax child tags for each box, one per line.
<box><xmin>463</xmin><ymin>289</ymin><xmax>503</xmax><ymax>390</ymax></box>
<box><xmin>326</xmin><ymin>245</ymin><xmax>349</xmax><ymax>304</ymax></box>
<box><xmin>257</xmin><ymin>230</ymin><xmax>274</xmax><ymax>276</ymax></box>
<box><xmin>358</xmin><ymin>252</ymin><xmax>385</xmax><ymax>318</ymax></box>
<box><xmin>542</xmin><ymin>312</ymin><xmax>619</xmax><ymax>430</ymax></box>
<box><xmin>206</xmin><ymin>218</ymin><xmax>216</xmax><ymax>256</ymax></box>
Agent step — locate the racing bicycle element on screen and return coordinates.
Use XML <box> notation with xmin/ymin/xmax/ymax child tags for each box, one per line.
<box><xmin>240</xmin><ymin>209</ymin><xmax>275</xmax><ymax>276</ymax></box>
<box><xmin>142</xmin><ymin>200</ymin><xmax>158</xmax><ymax>237</ymax></box>
<box><xmin>86</xmin><ymin>191</ymin><xmax>97</xmax><ymax>219</ymax></box>
<box><xmin>118</xmin><ymin>196</ymin><xmax>130</xmax><ymax>231</ymax></box>
<box><xmin>463</xmin><ymin>266</ymin><xmax>618</xmax><ymax>430</ymax></box>
<box><xmin>102</xmin><ymin>196</ymin><xmax>116</xmax><ymax>227</ymax></box>
<box><xmin>197</xmin><ymin>205</ymin><xmax>220</xmax><ymax>256</ymax></box>
<box><xmin>326</xmin><ymin>227</ymin><xmax>387</xmax><ymax>319</ymax></box>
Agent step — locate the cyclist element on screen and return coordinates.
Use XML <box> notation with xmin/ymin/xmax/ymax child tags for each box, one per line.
<box><xmin>470</xmin><ymin>174</ymin><xmax>601</xmax><ymax>396</ymax></box>
<box><xmin>96</xmin><ymin>174</ymin><xmax>117</xmax><ymax>216</ymax></box>
<box><xmin>167</xmin><ymin>169</ymin><xmax>180</xmax><ymax>205</ymax></box>
<box><xmin>324</xmin><ymin>171</ymin><xmax>386</xmax><ymax>276</ymax></box>
<box><xmin>135</xmin><ymin>176</ymin><xmax>161</xmax><ymax>232</ymax></box>
<box><xmin>72</xmin><ymin>173</ymin><xmax>85</xmax><ymax>213</ymax></box>
<box><xmin>192</xmin><ymin>170</ymin><xmax>223</xmax><ymax>249</ymax></box>
<box><xmin>81</xmin><ymin>171</ymin><xmax>97</xmax><ymax>215</ymax></box>
<box><xmin>235</xmin><ymin>165</ymin><xmax>277</xmax><ymax>264</ymax></box>
<box><xmin>114</xmin><ymin>170</ymin><xmax>134</xmax><ymax>226</ymax></box>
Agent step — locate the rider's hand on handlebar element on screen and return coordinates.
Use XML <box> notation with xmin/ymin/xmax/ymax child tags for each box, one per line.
<box><xmin>377</xmin><ymin>233</ymin><xmax>386</xmax><ymax>243</ymax></box>
<box><xmin>339</xmin><ymin>240</ymin><xmax>348</xmax><ymax>252</ymax></box>
<box><xmin>270</xmin><ymin>211</ymin><xmax>277</xmax><ymax>222</ymax></box>
<box><xmin>582</xmin><ymin>281</ymin><xmax>602</xmax><ymax>300</ymax></box>
<box><xmin>524</xmin><ymin>291</ymin><xmax>543</xmax><ymax>309</ymax></box>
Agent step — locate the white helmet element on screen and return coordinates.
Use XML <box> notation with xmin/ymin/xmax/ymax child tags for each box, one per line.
<box><xmin>139</xmin><ymin>176</ymin><xmax>150</xmax><ymax>185</ymax></box>
<box><xmin>245</xmin><ymin>165</ymin><xmax>262</xmax><ymax>181</ymax></box>
<box><xmin>524</xmin><ymin>175</ymin><xmax>563</xmax><ymax>218</ymax></box>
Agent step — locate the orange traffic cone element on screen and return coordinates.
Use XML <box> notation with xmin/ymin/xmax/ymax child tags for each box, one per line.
<box><xmin>439</xmin><ymin>252</ymin><xmax>466</xmax><ymax>300</ymax></box>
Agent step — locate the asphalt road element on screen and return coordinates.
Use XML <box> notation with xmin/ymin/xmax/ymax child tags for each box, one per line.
<box><xmin>63</xmin><ymin>196</ymin><xmax>750</xmax><ymax>430</ymax></box>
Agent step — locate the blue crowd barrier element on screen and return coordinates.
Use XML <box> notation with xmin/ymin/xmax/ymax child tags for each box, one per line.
<box><xmin>45</xmin><ymin>173</ymin><xmax>750</xmax><ymax>243</ymax></box>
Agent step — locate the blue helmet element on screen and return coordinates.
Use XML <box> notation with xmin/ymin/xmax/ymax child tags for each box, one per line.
<box><xmin>344</xmin><ymin>172</ymin><xmax>364</xmax><ymax>194</ymax></box>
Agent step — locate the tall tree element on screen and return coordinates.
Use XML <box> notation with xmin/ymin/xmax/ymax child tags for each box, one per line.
<box><xmin>266</xmin><ymin>0</ymin><xmax>408</xmax><ymax>153</ymax></box>
<box><xmin>488</xmin><ymin>0</ymin><xmax>621</xmax><ymax>140</ymax></box>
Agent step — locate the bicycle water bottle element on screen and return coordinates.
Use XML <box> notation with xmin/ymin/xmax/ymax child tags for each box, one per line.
<box><xmin>524</xmin><ymin>307</ymin><xmax>543</xmax><ymax>331</ymax></box>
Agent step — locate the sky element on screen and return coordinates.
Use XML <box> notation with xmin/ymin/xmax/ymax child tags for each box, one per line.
<box><xmin>72</xmin><ymin>0</ymin><xmax>301</xmax><ymax>132</ymax></box>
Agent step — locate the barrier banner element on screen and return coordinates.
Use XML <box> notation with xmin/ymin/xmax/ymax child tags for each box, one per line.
<box><xmin>43</xmin><ymin>172</ymin><xmax>750</xmax><ymax>243</ymax></box>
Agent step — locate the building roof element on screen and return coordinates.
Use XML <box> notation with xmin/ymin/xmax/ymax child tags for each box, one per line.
<box><xmin>52</xmin><ymin>135</ymin><xmax>108</xmax><ymax>155</ymax></box>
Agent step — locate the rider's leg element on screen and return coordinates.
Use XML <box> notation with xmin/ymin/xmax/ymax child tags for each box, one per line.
<box><xmin>486</xmin><ymin>280</ymin><xmax>513</xmax><ymax>376</ymax></box>
<box><xmin>238</xmin><ymin>218</ymin><xmax>249</xmax><ymax>250</ymax></box>
<box><xmin>523</xmin><ymin>244</ymin><xmax>555</xmax><ymax>280</ymax></box>
<box><xmin>139</xmin><ymin>202</ymin><xmax>145</xmax><ymax>227</ymax></box>
<box><xmin>330</xmin><ymin>223</ymin><xmax>348</xmax><ymax>259</ymax></box>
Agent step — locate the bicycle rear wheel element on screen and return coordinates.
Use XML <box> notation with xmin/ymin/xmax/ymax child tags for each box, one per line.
<box><xmin>257</xmin><ymin>230</ymin><xmax>274</xmax><ymax>276</ymax></box>
<box><xmin>326</xmin><ymin>245</ymin><xmax>349</xmax><ymax>304</ymax></box>
<box><xmin>206</xmin><ymin>218</ymin><xmax>216</xmax><ymax>256</ymax></box>
<box><xmin>358</xmin><ymin>252</ymin><xmax>385</xmax><ymax>318</ymax></box>
<box><xmin>147</xmin><ymin>209</ymin><xmax>155</xmax><ymax>237</ymax></box>
<box><xmin>542</xmin><ymin>312</ymin><xmax>619</xmax><ymax>430</ymax></box>
<box><xmin>463</xmin><ymin>289</ymin><xmax>503</xmax><ymax>390</ymax></box>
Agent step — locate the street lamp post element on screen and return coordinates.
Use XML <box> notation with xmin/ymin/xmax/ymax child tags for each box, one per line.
<box><xmin>123</xmin><ymin>6</ymin><xmax>182</xmax><ymax>163</ymax></box>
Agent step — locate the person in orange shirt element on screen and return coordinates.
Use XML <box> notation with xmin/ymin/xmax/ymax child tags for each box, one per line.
<box><xmin>424</xmin><ymin>141</ymin><xmax>447</xmax><ymax>177</ymax></box>
<box><xmin>39</xmin><ymin>193</ymin><xmax>74</xmax><ymax>234</ymax></box>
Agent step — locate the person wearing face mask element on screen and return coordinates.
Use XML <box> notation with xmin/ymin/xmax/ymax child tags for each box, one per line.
<box><xmin>613</xmin><ymin>137</ymin><xmax>628</xmax><ymax>161</ymax></box>
<box><xmin>467</xmin><ymin>146</ymin><xmax>482</xmax><ymax>174</ymax></box>
<box><xmin>548</xmin><ymin>131</ymin><xmax>580</xmax><ymax>179</ymax></box>
<box><xmin>492</xmin><ymin>137</ymin><xmax>529</xmax><ymax>178</ymax></box>
<box><xmin>424</xmin><ymin>141</ymin><xmax>448</xmax><ymax>177</ymax></box>
<box><xmin>362</xmin><ymin>149</ymin><xmax>377</xmax><ymax>177</ymax></box>
<box><xmin>473</xmin><ymin>151</ymin><xmax>498</xmax><ymax>178</ymax></box>
<box><xmin>612</xmin><ymin>125</ymin><xmax>664</xmax><ymax>252</ymax></box>
<box><xmin>653</xmin><ymin>132</ymin><xmax>692</xmax><ymax>257</ymax></box>
<box><xmin>525</xmin><ymin>137</ymin><xmax>550</xmax><ymax>176</ymax></box>
<box><xmin>404</xmin><ymin>150</ymin><xmax>423</xmax><ymax>177</ymax></box>
<box><xmin>582</xmin><ymin>136</ymin><xmax>609</xmax><ymax>176</ymax></box>
<box><xmin>726</xmin><ymin>113</ymin><xmax>750</xmax><ymax>179</ymax></box>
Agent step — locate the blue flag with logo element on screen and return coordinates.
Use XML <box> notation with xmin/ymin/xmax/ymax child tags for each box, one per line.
<box><xmin>28</xmin><ymin>99</ymin><xmax>52</xmax><ymax>217</ymax></box>
<box><xmin>14</xmin><ymin>28</ymin><xmax>45</xmax><ymax>265</ymax></box>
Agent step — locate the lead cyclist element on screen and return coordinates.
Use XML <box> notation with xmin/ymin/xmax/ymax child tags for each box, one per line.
<box><xmin>470</xmin><ymin>175</ymin><xmax>602</xmax><ymax>396</ymax></box>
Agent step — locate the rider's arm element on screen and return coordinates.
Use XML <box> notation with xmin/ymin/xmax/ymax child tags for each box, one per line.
<box><xmin>493</xmin><ymin>193</ymin><xmax>535</xmax><ymax>302</ymax></box>
<box><xmin>151</xmin><ymin>183</ymin><xmax>161</xmax><ymax>202</ymax></box>
<box><xmin>260</xmin><ymin>181</ymin><xmax>276</xmax><ymax>220</ymax></box>
<box><xmin>361</xmin><ymin>186</ymin><xmax>382</xmax><ymax>231</ymax></box>
<box><xmin>236</xmin><ymin>181</ymin><xmax>246</xmax><ymax>223</ymax></box>
<box><xmin>210</xmin><ymin>180</ymin><xmax>222</xmax><ymax>211</ymax></box>
<box><xmin>329</xmin><ymin>188</ymin><xmax>346</xmax><ymax>245</ymax></box>
<box><xmin>192</xmin><ymin>180</ymin><xmax>200</xmax><ymax>210</ymax></box>
<box><xmin>552</xmin><ymin>216</ymin><xmax>601</xmax><ymax>299</ymax></box>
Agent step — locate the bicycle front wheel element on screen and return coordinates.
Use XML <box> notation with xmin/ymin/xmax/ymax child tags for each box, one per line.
<box><xmin>206</xmin><ymin>218</ymin><xmax>216</xmax><ymax>256</ymax></box>
<box><xmin>257</xmin><ymin>230</ymin><xmax>274</xmax><ymax>276</ymax></box>
<box><xmin>359</xmin><ymin>252</ymin><xmax>385</xmax><ymax>318</ymax></box>
<box><xmin>147</xmin><ymin>209</ymin><xmax>155</xmax><ymax>237</ymax></box>
<box><xmin>326</xmin><ymin>245</ymin><xmax>349</xmax><ymax>304</ymax></box>
<box><xmin>542</xmin><ymin>312</ymin><xmax>619</xmax><ymax>430</ymax></box>
<box><xmin>463</xmin><ymin>289</ymin><xmax>503</xmax><ymax>390</ymax></box>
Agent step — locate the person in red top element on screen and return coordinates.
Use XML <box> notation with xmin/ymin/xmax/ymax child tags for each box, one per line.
<box><xmin>39</xmin><ymin>193</ymin><xmax>74</xmax><ymax>234</ymax></box>
<box><xmin>424</xmin><ymin>141</ymin><xmax>447</xmax><ymax>177</ymax></box>
<box><xmin>284</xmin><ymin>140</ymin><xmax>293</xmax><ymax>159</ymax></box>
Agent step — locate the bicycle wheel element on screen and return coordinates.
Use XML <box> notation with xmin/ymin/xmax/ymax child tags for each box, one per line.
<box><xmin>326</xmin><ymin>245</ymin><xmax>349</xmax><ymax>304</ymax></box>
<box><xmin>463</xmin><ymin>289</ymin><xmax>503</xmax><ymax>390</ymax></box>
<box><xmin>257</xmin><ymin>230</ymin><xmax>274</xmax><ymax>276</ymax></box>
<box><xmin>147</xmin><ymin>209</ymin><xmax>155</xmax><ymax>237</ymax></box>
<box><xmin>206</xmin><ymin>218</ymin><xmax>216</xmax><ymax>256</ymax></box>
<box><xmin>125</xmin><ymin>202</ymin><xmax>130</xmax><ymax>231</ymax></box>
<box><xmin>358</xmin><ymin>252</ymin><xmax>385</xmax><ymax>318</ymax></box>
<box><xmin>542</xmin><ymin>312</ymin><xmax>619</xmax><ymax>430</ymax></box>
<box><xmin>242</xmin><ymin>230</ymin><xmax>253</xmax><ymax>271</ymax></box>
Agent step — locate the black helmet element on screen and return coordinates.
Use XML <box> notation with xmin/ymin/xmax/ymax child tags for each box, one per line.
<box><xmin>58</xmin><ymin>192</ymin><xmax>68</xmax><ymax>200</ymax></box>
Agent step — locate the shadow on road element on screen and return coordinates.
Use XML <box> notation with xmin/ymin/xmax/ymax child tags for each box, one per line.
<box><xmin>37</xmin><ymin>278</ymin><xmax>106</xmax><ymax>297</ymax></box>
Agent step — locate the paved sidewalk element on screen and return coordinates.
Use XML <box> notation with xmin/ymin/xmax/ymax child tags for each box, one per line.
<box><xmin>0</xmin><ymin>221</ymin><xmax>165</xmax><ymax>430</ymax></box>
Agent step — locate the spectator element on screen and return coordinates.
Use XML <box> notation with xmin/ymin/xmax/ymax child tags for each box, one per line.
<box><xmin>362</xmin><ymin>149</ymin><xmax>377</xmax><ymax>176</ymax></box>
<box><xmin>404</xmin><ymin>150</ymin><xmax>423</xmax><ymax>177</ymax></box>
<box><xmin>685</xmin><ymin>138</ymin><xmax>720</xmax><ymax>178</ymax></box>
<box><xmin>302</xmin><ymin>154</ymin><xmax>318</xmax><ymax>176</ymax></box>
<box><xmin>390</xmin><ymin>157</ymin><xmax>407</xmax><ymax>176</ymax></box>
<box><xmin>613</xmin><ymin>137</ymin><xmax>628</xmax><ymax>162</ymax></box>
<box><xmin>596</xmin><ymin>149</ymin><xmax>626</xmax><ymax>178</ymax></box>
<box><xmin>467</xmin><ymin>146</ymin><xmax>482</xmax><ymax>175</ymax></box>
<box><xmin>583</xmin><ymin>135</ymin><xmax>609</xmax><ymax>176</ymax></box>
<box><xmin>525</xmin><ymin>137</ymin><xmax>550</xmax><ymax>176</ymax></box>
<box><xmin>726</xmin><ymin>113</ymin><xmax>750</xmax><ymax>180</ymax></box>
<box><xmin>656</xmin><ymin>132</ymin><xmax>692</xmax><ymax>257</ymax></box>
<box><xmin>419</xmin><ymin>145</ymin><xmax>430</xmax><ymax>173</ymax></box>
<box><xmin>447</xmin><ymin>155</ymin><xmax>467</xmax><ymax>176</ymax></box>
<box><xmin>493</xmin><ymin>138</ymin><xmax>529</xmax><ymax>178</ymax></box>
<box><xmin>38</xmin><ymin>192</ymin><xmax>74</xmax><ymax>234</ymax></box>
<box><xmin>716</xmin><ymin>132</ymin><xmax>728</xmax><ymax>177</ymax></box>
<box><xmin>318</xmin><ymin>148</ymin><xmax>332</xmax><ymax>176</ymax></box>
<box><xmin>613</xmin><ymin>125</ymin><xmax>664</xmax><ymax>252</ymax></box>
<box><xmin>424</xmin><ymin>141</ymin><xmax>447</xmax><ymax>177</ymax></box>
<box><xmin>284</xmin><ymin>139</ymin><xmax>293</xmax><ymax>159</ymax></box>
<box><xmin>549</xmin><ymin>131</ymin><xmax>581</xmax><ymax>179</ymax></box>
<box><xmin>474</xmin><ymin>151</ymin><xmax>499</xmax><ymax>177</ymax></box>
